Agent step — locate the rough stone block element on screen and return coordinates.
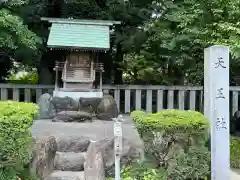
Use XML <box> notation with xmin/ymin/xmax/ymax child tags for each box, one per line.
<box><xmin>38</xmin><ymin>93</ymin><xmax>55</xmax><ymax>119</ymax></box>
<box><xmin>52</xmin><ymin>111</ymin><xmax>92</xmax><ymax>122</ymax></box>
<box><xmin>44</xmin><ymin>171</ymin><xmax>84</xmax><ymax>180</ymax></box>
<box><xmin>50</xmin><ymin>96</ymin><xmax>78</xmax><ymax>113</ymax></box>
<box><xmin>30</xmin><ymin>136</ymin><xmax>57</xmax><ymax>179</ymax></box>
<box><xmin>96</xmin><ymin>95</ymin><xmax>118</xmax><ymax>120</ymax></box>
<box><xmin>56</xmin><ymin>136</ymin><xmax>91</xmax><ymax>152</ymax></box>
<box><xmin>54</xmin><ymin>152</ymin><xmax>86</xmax><ymax>171</ymax></box>
<box><xmin>84</xmin><ymin>141</ymin><xmax>105</xmax><ymax>180</ymax></box>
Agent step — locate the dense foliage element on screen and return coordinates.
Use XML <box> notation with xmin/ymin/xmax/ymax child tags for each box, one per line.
<box><xmin>131</xmin><ymin>110</ymin><xmax>210</xmax><ymax>179</ymax></box>
<box><xmin>0</xmin><ymin>0</ymin><xmax>239</xmax><ymax>85</ymax></box>
<box><xmin>123</xmin><ymin>0</ymin><xmax>240</xmax><ymax>85</ymax></box>
<box><xmin>8</xmin><ymin>71</ymin><xmax>38</xmax><ymax>84</ymax></box>
<box><xmin>230</xmin><ymin>136</ymin><xmax>240</xmax><ymax>169</ymax></box>
<box><xmin>106</xmin><ymin>165</ymin><xmax>167</xmax><ymax>180</ymax></box>
<box><xmin>0</xmin><ymin>0</ymin><xmax>41</xmax><ymax>81</ymax></box>
<box><xmin>0</xmin><ymin>101</ymin><xmax>39</xmax><ymax>180</ymax></box>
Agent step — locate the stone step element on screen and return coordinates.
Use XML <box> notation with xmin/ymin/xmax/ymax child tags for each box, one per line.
<box><xmin>54</xmin><ymin>152</ymin><xmax>86</xmax><ymax>171</ymax></box>
<box><xmin>56</xmin><ymin>136</ymin><xmax>90</xmax><ymax>152</ymax></box>
<box><xmin>44</xmin><ymin>171</ymin><xmax>85</xmax><ymax>180</ymax></box>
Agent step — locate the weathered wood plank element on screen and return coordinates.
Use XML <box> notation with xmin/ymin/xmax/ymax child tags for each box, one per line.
<box><xmin>189</xmin><ymin>90</ymin><xmax>196</xmax><ymax>110</ymax></box>
<box><xmin>157</xmin><ymin>90</ymin><xmax>163</xmax><ymax>111</ymax></box>
<box><xmin>232</xmin><ymin>91</ymin><xmax>238</xmax><ymax>115</ymax></box>
<box><xmin>24</xmin><ymin>88</ymin><xmax>31</xmax><ymax>102</ymax></box>
<box><xmin>1</xmin><ymin>88</ymin><xmax>7</xmax><ymax>100</ymax></box>
<box><xmin>114</xmin><ymin>89</ymin><xmax>120</xmax><ymax>111</ymax></box>
<box><xmin>178</xmin><ymin>90</ymin><xmax>185</xmax><ymax>110</ymax></box>
<box><xmin>125</xmin><ymin>89</ymin><xmax>131</xmax><ymax>113</ymax></box>
<box><xmin>13</xmin><ymin>88</ymin><xmax>20</xmax><ymax>101</ymax></box>
<box><xmin>167</xmin><ymin>90</ymin><xmax>174</xmax><ymax>109</ymax></box>
<box><xmin>146</xmin><ymin>90</ymin><xmax>152</xmax><ymax>112</ymax></box>
<box><xmin>135</xmin><ymin>89</ymin><xmax>142</xmax><ymax>110</ymax></box>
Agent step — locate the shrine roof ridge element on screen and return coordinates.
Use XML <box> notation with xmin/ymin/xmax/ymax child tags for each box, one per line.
<box><xmin>41</xmin><ymin>17</ymin><xmax>121</xmax><ymax>26</ymax></box>
<box><xmin>48</xmin><ymin>45</ymin><xmax>109</xmax><ymax>51</ymax></box>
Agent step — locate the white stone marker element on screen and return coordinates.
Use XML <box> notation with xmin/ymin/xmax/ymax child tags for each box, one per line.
<box><xmin>113</xmin><ymin>115</ymin><xmax>124</xmax><ymax>180</ymax></box>
<box><xmin>204</xmin><ymin>45</ymin><xmax>230</xmax><ymax>180</ymax></box>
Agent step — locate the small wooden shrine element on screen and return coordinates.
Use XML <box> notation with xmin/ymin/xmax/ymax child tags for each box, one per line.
<box><xmin>41</xmin><ymin>18</ymin><xmax>120</xmax><ymax>98</ymax></box>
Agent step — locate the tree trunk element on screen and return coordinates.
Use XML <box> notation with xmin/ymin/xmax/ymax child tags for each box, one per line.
<box><xmin>99</xmin><ymin>52</ymin><xmax>113</xmax><ymax>84</ymax></box>
<box><xmin>37</xmin><ymin>50</ymin><xmax>57</xmax><ymax>85</ymax></box>
<box><xmin>114</xmin><ymin>44</ymin><xmax>123</xmax><ymax>84</ymax></box>
<box><xmin>38</xmin><ymin>66</ymin><xmax>53</xmax><ymax>85</ymax></box>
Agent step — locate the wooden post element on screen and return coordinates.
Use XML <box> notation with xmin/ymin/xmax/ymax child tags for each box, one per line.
<box><xmin>204</xmin><ymin>45</ymin><xmax>230</xmax><ymax>180</ymax></box>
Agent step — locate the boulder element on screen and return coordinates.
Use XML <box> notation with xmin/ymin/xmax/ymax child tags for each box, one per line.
<box><xmin>50</xmin><ymin>96</ymin><xmax>78</xmax><ymax>113</ymax></box>
<box><xmin>56</xmin><ymin>136</ymin><xmax>91</xmax><ymax>152</ymax></box>
<box><xmin>45</xmin><ymin>171</ymin><xmax>84</xmax><ymax>180</ymax></box>
<box><xmin>79</xmin><ymin>97</ymin><xmax>102</xmax><ymax>114</ymax></box>
<box><xmin>84</xmin><ymin>141</ymin><xmax>105</xmax><ymax>180</ymax></box>
<box><xmin>88</xmin><ymin>138</ymin><xmax>144</xmax><ymax>176</ymax></box>
<box><xmin>38</xmin><ymin>93</ymin><xmax>55</xmax><ymax>119</ymax></box>
<box><xmin>96</xmin><ymin>95</ymin><xmax>118</xmax><ymax>120</ymax></box>
<box><xmin>52</xmin><ymin>111</ymin><xmax>92</xmax><ymax>122</ymax></box>
<box><xmin>54</xmin><ymin>152</ymin><xmax>86</xmax><ymax>171</ymax></box>
<box><xmin>30</xmin><ymin>136</ymin><xmax>57</xmax><ymax>180</ymax></box>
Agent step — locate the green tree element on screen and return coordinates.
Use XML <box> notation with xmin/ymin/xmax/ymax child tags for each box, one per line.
<box><xmin>122</xmin><ymin>0</ymin><xmax>240</xmax><ymax>85</ymax></box>
<box><xmin>0</xmin><ymin>0</ymin><xmax>41</xmax><ymax>81</ymax></box>
<box><xmin>17</xmin><ymin>0</ymin><xmax>164</xmax><ymax>84</ymax></box>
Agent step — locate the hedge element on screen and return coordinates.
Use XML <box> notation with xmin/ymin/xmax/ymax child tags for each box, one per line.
<box><xmin>0</xmin><ymin>101</ymin><xmax>39</xmax><ymax>180</ymax></box>
<box><xmin>106</xmin><ymin>165</ymin><xmax>167</xmax><ymax>180</ymax></box>
<box><xmin>230</xmin><ymin>136</ymin><xmax>240</xmax><ymax>168</ymax></box>
<box><xmin>130</xmin><ymin>110</ymin><xmax>210</xmax><ymax>179</ymax></box>
<box><xmin>131</xmin><ymin>109</ymin><xmax>209</xmax><ymax>146</ymax></box>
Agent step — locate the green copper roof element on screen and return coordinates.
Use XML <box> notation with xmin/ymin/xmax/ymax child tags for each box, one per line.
<box><xmin>41</xmin><ymin>18</ymin><xmax>121</xmax><ymax>50</ymax></box>
<box><xmin>41</xmin><ymin>18</ymin><xmax>121</xmax><ymax>26</ymax></box>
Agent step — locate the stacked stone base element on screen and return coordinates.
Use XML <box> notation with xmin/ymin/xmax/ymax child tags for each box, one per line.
<box><xmin>38</xmin><ymin>94</ymin><xmax>118</xmax><ymax>122</ymax></box>
<box><xmin>30</xmin><ymin>134</ymin><xmax>143</xmax><ymax>180</ymax></box>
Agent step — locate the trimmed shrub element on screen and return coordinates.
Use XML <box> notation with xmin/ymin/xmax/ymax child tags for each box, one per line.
<box><xmin>0</xmin><ymin>101</ymin><xmax>39</xmax><ymax>180</ymax></box>
<box><xmin>167</xmin><ymin>146</ymin><xmax>210</xmax><ymax>180</ymax></box>
<box><xmin>131</xmin><ymin>110</ymin><xmax>210</xmax><ymax>179</ymax></box>
<box><xmin>230</xmin><ymin>136</ymin><xmax>240</xmax><ymax>168</ymax></box>
<box><xmin>106</xmin><ymin>164</ymin><xmax>167</xmax><ymax>180</ymax></box>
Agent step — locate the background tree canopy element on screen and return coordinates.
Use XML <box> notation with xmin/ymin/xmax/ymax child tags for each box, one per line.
<box><xmin>0</xmin><ymin>0</ymin><xmax>240</xmax><ymax>85</ymax></box>
<box><xmin>0</xmin><ymin>0</ymin><xmax>41</xmax><ymax>81</ymax></box>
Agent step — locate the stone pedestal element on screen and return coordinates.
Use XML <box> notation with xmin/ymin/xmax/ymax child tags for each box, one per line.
<box><xmin>53</xmin><ymin>89</ymin><xmax>103</xmax><ymax>102</ymax></box>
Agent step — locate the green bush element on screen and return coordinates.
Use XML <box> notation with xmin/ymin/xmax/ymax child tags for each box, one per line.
<box><xmin>106</xmin><ymin>163</ymin><xmax>167</xmax><ymax>180</ymax></box>
<box><xmin>167</xmin><ymin>146</ymin><xmax>210</xmax><ymax>180</ymax></box>
<box><xmin>0</xmin><ymin>101</ymin><xmax>39</xmax><ymax>180</ymax></box>
<box><xmin>18</xmin><ymin>167</ymin><xmax>39</xmax><ymax>180</ymax></box>
<box><xmin>8</xmin><ymin>71</ymin><xmax>38</xmax><ymax>85</ymax></box>
<box><xmin>230</xmin><ymin>136</ymin><xmax>240</xmax><ymax>168</ymax></box>
<box><xmin>131</xmin><ymin>110</ymin><xmax>210</xmax><ymax>179</ymax></box>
